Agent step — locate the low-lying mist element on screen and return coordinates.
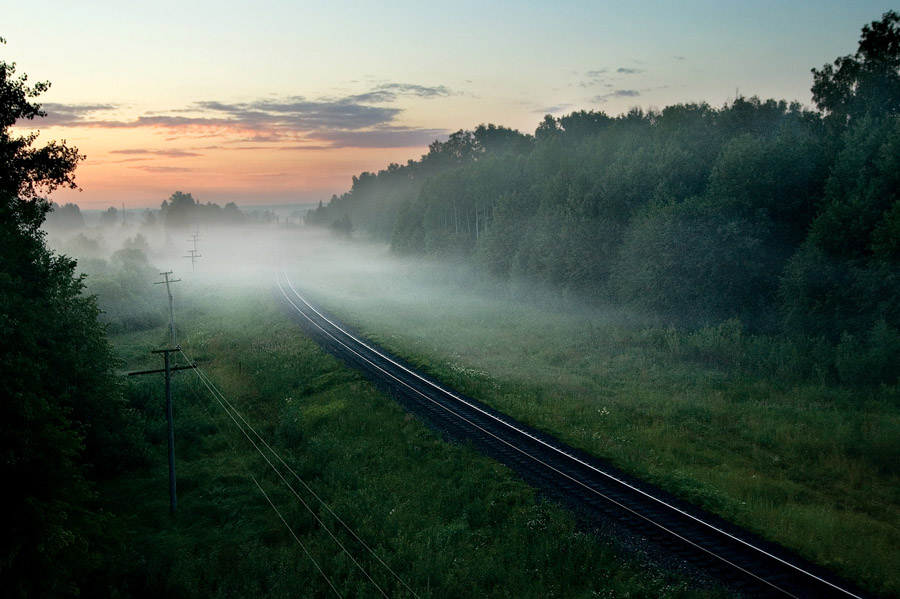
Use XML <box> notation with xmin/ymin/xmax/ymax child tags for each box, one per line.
<box><xmin>45</xmin><ymin>218</ymin><xmax>650</xmax><ymax>394</ymax></box>
<box><xmin>46</xmin><ymin>217</ymin><xmax>642</xmax><ymax>344</ymax></box>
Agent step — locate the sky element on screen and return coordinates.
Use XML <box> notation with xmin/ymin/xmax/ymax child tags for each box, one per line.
<box><xmin>4</xmin><ymin>1</ymin><xmax>896</xmax><ymax>210</ymax></box>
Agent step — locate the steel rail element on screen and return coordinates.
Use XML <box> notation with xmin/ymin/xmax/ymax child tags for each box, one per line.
<box><xmin>275</xmin><ymin>255</ymin><xmax>865</xmax><ymax>599</ymax></box>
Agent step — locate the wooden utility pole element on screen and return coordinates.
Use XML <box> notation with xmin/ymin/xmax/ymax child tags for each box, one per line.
<box><xmin>188</xmin><ymin>230</ymin><xmax>201</xmax><ymax>252</ymax></box>
<box><xmin>184</xmin><ymin>249</ymin><xmax>201</xmax><ymax>273</ymax></box>
<box><xmin>184</xmin><ymin>229</ymin><xmax>202</xmax><ymax>273</ymax></box>
<box><xmin>129</xmin><ymin>346</ymin><xmax>196</xmax><ymax>514</ymax></box>
<box><xmin>154</xmin><ymin>271</ymin><xmax>180</xmax><ymax>346</ymax></box>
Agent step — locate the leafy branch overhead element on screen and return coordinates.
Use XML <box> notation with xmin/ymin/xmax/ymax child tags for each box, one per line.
<box><xmin>0</xmin><ymin>42</ymin><xmax>84</xmax><ymax>203</ymax></box>
<box><xmin>811</xmin><ymin>10</ymin><xmax>900</xmax><ymax>124</ymax></box>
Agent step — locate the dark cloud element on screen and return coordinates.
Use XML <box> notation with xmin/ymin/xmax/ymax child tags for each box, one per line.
<box><xmin>33</xmin><ymin>103</ymin><xmax>118</xmax><ymax>127</ymax></box>
<box><xmin>616</xmin><ymin>67</ymin><xmax>644</xmax><ymax>74</ymax></box>
<box><xmin>28</xmin><ymin>82</ymin><xmax>457</xmax><ymax>149</ymax></box>
<box><xmin>191</xmin><ymin>98</ymin><xmax>402</xmax><ymax>132</ymax></box>
<box><xmin>350</xmin><ymin>83</ymin><xmax>454</xmax><ymax>103</ymax></box>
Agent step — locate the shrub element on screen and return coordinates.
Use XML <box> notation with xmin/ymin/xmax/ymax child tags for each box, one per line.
<box><xmin>835</xmin><ymin>320</ymin><xmax>900</xmax><ymax>386</ymax></box>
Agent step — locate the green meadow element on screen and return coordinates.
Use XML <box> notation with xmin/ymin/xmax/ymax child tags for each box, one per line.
<box><xmin>288</xmin><ymin>240</ymin><xmax>900</xmax><ymax>598</ymax></box>
<box><xmin>104</xmin><ymin>280</ymin><xmax>728</xmax><ymax>598</ymax></box>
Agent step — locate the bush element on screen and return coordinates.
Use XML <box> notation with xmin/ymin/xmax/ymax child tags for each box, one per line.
<box><xmin>611</xmin><ymin>198</ymin><xmax>782</xmax><ymax>327</ymax></box>
<box><xmin>835</xmin><ymin>320</ymin><xmax>900</xmax><ymax>386</ymax></box>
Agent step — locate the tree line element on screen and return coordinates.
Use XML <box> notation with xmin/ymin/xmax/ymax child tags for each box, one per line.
<box><xmin>307</xmin><ymin>11</ymin><xmax>900</xmax><ymax>382</ymax></box>
<box><xmin>45</xmin><ymin>192</ymin><xmax>258</xmax><ymax>232</ymax></box>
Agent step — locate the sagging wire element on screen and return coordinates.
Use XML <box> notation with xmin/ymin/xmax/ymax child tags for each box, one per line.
<box><xmin>180</xmin><ymin>350</ymin><xmax>411</xmax><ymax>599</ymax></box>
<box><xmin>251</xmin><ymin>475</ymin><xmax>343</xmax><ymax>599</ymax></box>
<box><xmin>272</xmin><ymin>254</ymin><xmax>423</xmax><ymax>598</ymax></box>
<box><xmin>181</xmin><ymin>368</ymin><xmax>344</xmax><ymax>598</ymax></box>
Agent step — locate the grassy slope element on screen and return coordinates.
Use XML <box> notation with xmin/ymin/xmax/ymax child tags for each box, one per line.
<box><xmin>290</xmin><ymin>240</ymin><xmax>900</xmax><ymax>598</ymax></box>
<box><xmin>102</xmin><ymin>282</ymin><xmax>726</xmax><ymax>599</ymax></box>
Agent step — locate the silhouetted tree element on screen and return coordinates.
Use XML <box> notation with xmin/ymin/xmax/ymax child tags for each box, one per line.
<box><xmin>222</xmin><ymin>201</ymin><xmax>245</xmax><ymax>225</ymax></box>
<box><xmin>100</xmin><ymin>205</ymin><xmax>119</xmax><ymax>227</ymax></box>
<box><xmin>1</xmin><ymin>39</ymin><xmax>143</xmax><ymax>596</ymax></box>
<box><xmin>811</xmin><ymin>10</ymin><xmax>900</xmax><ymax>126</ymax></box>
<box><xmin>164</xmin><ymin>190</ymin><xmax>198</xmax><ymax>229</ymax></box>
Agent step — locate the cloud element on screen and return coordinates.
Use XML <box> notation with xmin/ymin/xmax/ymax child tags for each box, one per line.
<box><xmin>580</xmin><ymin>69</ymin><xmax>609</xmax><ymax>88</ymax></box>
<box><xmin>33</xmin><ymin>103</ymin><xmax>118</xmax><ymax>127</ymax></box>
<box><xmin>533</xmin><ymin>103</ymin><xmax>572</xmax><ymax>116</ymax></box>
<box><xmin>350</xmin><ymin>83</ymin><xmax>454</xmax><ymax>103</ymax></box>
<box><xmin>31</xmin><ymin>82</ymin><xmax>457</xmax><ymax>148</ymax></box>
<box><xmin>129</xmin><ymin>165</ymin><xmax>196</xmax><ymax>173</ymax></box>
<box><xmin>110</xmin><ymin>148</ymin><xmax>203</xmax><ymax>157</ymax></box>
<box><xmin>616</xmin><ymin>67</ymin><xmax>645</xmax><ymax>75</ymax></box>
<box><xmin>593</xmin><ymin>89</ymin><xmax>641</xmax><ymax>103</ymax></box>
<box><xmin>189</xmin><ymin>98</ymin><xmax>403</xmax><ymax>133</ymax></box>
<box><xmin>308</xmin><ymin>126</ymin><xmax>448</xmax><ymax>148</ymax></box>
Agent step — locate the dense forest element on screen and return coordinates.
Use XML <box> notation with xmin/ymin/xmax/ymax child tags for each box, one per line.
<box><xmin>308</xmin><ymin>11</ymin><xmax>900</xmax><ymax>384</ymax></box>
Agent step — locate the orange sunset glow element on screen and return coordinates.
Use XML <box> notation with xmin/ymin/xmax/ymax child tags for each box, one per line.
<box><xmin>5</xmin><ymin>1</ymin><xmax>895</xmax><ymax>210</ymax></box>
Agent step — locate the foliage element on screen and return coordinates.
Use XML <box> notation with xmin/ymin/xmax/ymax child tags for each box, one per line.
<box><xmin>308</xmin><ymin>13</ymin><xmax>900</xmax><ymax>374</ymax></box>
<box><xmin>811</xmin><ymin>10</ymin><xmax>900</xmax><ymax>126</ymax></box>
<box><xmin>0</xmin><ymin>41</ymin><xmax>146</xmax><ymax>597</ymax></box>
<box><xmin>76</xmin><ymin>237</ymin><xmax>168</xmax><ymax>334</ymax></box>
<box><xmin>611</xmin><ymin>198</ymin><xmax>783</xmax><ymax>327</ymax></box>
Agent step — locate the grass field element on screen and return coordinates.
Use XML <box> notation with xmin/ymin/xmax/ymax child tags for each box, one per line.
<box><xmin>104</xmin><ymin>278</ymin><xmax>728</xmax><ymax>598</ymax></box>
<box><xmin>281</xmin><ymin>236</ymin><xmax>900</xmax><ymax>598</ymax></box>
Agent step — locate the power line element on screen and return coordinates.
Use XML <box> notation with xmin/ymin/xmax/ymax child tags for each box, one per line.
<box><xmin>184</xmin><ymin>361</ymin><xmax>390</xmax><ymax>598</ymax></box>
<box><xmin>181</xmin><ymin>352</ymin><xmax>417</xmax><ymax>598</ymax></box>
<box><xmin>251</xmin><ymin>476</ymin><xmax>344</xmax><ymax>599</ymax></box>
<box><xmin>180</xmin><ymin>380</ymin><xmax>344</xmax><ymax>597</ymax></box>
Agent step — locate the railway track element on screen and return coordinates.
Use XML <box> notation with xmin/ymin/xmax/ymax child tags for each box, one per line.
<box><xmin>275</xmin><ymin>258</ymin><xmax>868</xmax><ymax>599</ymax></box>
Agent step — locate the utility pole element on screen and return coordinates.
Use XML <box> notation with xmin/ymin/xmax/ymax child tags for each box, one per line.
<box><xmin>184</xmin><ymin>249</ymin><xmax>201</xmax><ymax>273</ymax></box>
<box><xmin>128</xmin><ymin>346</ymin><xmax>197</xmax><ymax>514</ymax></box>
<box><xmin>154</xmin><ymin>271</ymin><xmax>181</xmax><ymax>346</ymax></box>
<box><xmin>188</xmin><ymin>230</ymin><xmax>201</xmax><ymax>253</ymax></box>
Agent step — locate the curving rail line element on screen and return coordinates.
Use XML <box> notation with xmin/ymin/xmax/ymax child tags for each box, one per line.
<box><xmin>275</xmin><ymin>256</ymin><xmax>867</xmax><ymax>599</ymax></box>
